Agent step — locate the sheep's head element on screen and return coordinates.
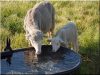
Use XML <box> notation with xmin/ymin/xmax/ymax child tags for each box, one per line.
<box><xmin>51</xmin><ymin>37</ymin><xmax>64</xmax><ymax>52</ymax></box>
<box><xmin>27</xmin><ymin>30</ymin><xmax>43</xmax><ymax>55</ymax></box>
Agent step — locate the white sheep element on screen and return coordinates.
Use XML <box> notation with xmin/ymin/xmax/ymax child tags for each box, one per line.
<box><xmin>51</xmin><ymin>21</ymin><xmax>79</xmax><ymax>53</ymax></box>
<box><xmin>24</xmin><ymin>1</ymin><xmax>55</xmax><ymax>55</ymax></box>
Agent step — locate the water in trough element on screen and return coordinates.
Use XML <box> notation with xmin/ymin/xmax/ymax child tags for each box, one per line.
<box><xmin>1</xmin><ymin>45</ymin><xmax>81</xmax><ymax>74</ymax></box>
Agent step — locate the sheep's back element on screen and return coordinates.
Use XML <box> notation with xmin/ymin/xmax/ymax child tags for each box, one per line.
<box><xmin>56</xmin><ymin>21</ymin><xmax>77</xmax><ymax>42</ymax></box>
<box><xmin>31</xmin><ymin>2</ymin><xmax>55</xmax><ymax>33</ymax></box>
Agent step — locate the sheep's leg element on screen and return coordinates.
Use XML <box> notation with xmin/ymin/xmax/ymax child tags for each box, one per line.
<box><xmin>26</xmin><ymin>36</ymin><xmax>31</xmax><ymax>47</ymax></box>
<box><xmin>50</xmin><ymin>31</ymin><xmax>52</xmax><ymax>38</ymax></box>
<box><xmin>65</xmin><ymin>42</ymin><xmax>69</xmax><ymax>49</ymax></box>
<box><xmin>48</xmin><ymin>31</ymin><xmax>53</xmax><ymax>39</ymax></box>
<box><xmin>25</xmin><ymin>30</ymin><xmax>32</xmax><ymax>47</ymax></box>
<box><xmin>75</xmin><ymin>40</ymin><xmax>79</xmax><ymax>52</ymax></box>
<box><xmin>73</xmin><ymin>40</ymin><xmax>79</xmax><ymax>53</ymax></box>
<box><xmin>47</xmin><ymin>31</ymin><xmax>53</xmax><ymax>44</ymax></box>
<box><xmin>72</xmin><ymin>34</ymin><xmax>79</xmax><ymax>52</ymax></box>
<box><xmin>72</xmin><ymin>40</ymin><xmax>75</xmax><ymax>51</ymax></box>
<box><xmin>47</xmin><ymin>32</ymin><xmax>50</xmax><ymax>38</ymax></box>
<box><xmin>73</xmin><ymin>30</ymin><xmax>79</xmax><ymax>52</ymax></box>
<box><xmin>68</xmin><ymin>42</ymin><xmax>72</xmax><ymax>49</ymax></box>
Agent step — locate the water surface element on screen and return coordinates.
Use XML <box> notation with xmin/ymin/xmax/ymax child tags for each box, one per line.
<box><xmin>1</xmin><ymin>45</ymin><xmax>81</xmax><ymax>74</ymax></box>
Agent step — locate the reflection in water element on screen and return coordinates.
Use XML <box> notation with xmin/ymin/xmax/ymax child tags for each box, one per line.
<box><xmin>23</xmin><ymin>47</ymin><xmax>72</xmax><ymax>74</ymax></box>
<box><xmin>23</xmin><ymin>46</ymin><xmax>67</xmax><ymax>73</ymax></box>
<box><xmin>24</xmin><ymin>50</ymin><xmax>36</xmax><ymax>66</ymax></box>
<box><xmin>23</xmin><ymin>48</ymin><xmax>61</xmax><ymax>74</ymax></box>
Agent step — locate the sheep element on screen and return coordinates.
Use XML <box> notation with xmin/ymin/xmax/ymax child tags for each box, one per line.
<box><xmin>24</xmin><ymin>1</ymin><xmax>55</xmax><ymax>55</ymax></box>
<box><xmin>51</xmin><ymin>21</ymin><xmax>79</xmax><ymax>53</ymax></box>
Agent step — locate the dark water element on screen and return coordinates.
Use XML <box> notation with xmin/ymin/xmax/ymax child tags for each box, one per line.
<box><xmin>1</xmin><ymin>45</ymin><xmax>81</xmax><ymax>74</ymax></box>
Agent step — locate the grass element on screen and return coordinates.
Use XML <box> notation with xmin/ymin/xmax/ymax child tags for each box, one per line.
<box><xmin>0</xmin><ymin>1</ymin><xmax>99</xmax><ymax>74</ymax></box>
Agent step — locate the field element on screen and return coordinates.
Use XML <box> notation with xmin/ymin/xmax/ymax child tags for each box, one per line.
<box><xmin>0</xmin><ymin>1</ymin><xmax>99</xmax><ymax>74</ymax></box>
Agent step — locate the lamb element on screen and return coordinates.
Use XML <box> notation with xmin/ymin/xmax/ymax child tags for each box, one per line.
<box><xmin>24</xmin><ymin>1</ymin><xmax>55</xmax><ymax>55</ymax></box>
<box><xmin>51</xmin><ymin>21</ymin><xmax>79</xmax><ymax>53</ymax></box>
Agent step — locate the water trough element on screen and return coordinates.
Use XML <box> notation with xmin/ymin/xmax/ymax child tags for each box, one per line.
<box><xmin>1</xmin><ymin>45</ymin><xmax>81</xmax><ymax>74</ymax></box>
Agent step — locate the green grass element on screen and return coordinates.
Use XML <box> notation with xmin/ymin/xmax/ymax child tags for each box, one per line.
<box><xmin>0</xmin><ymin>1</ymin><xmax>99</xmax><ymax>74</ymax></box>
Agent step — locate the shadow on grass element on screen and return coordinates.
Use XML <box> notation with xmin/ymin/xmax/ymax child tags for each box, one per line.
<box><xmin>74</xmin><ymin>53</ymin><xmax>100</xmax><ymax>74</ymax></box>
